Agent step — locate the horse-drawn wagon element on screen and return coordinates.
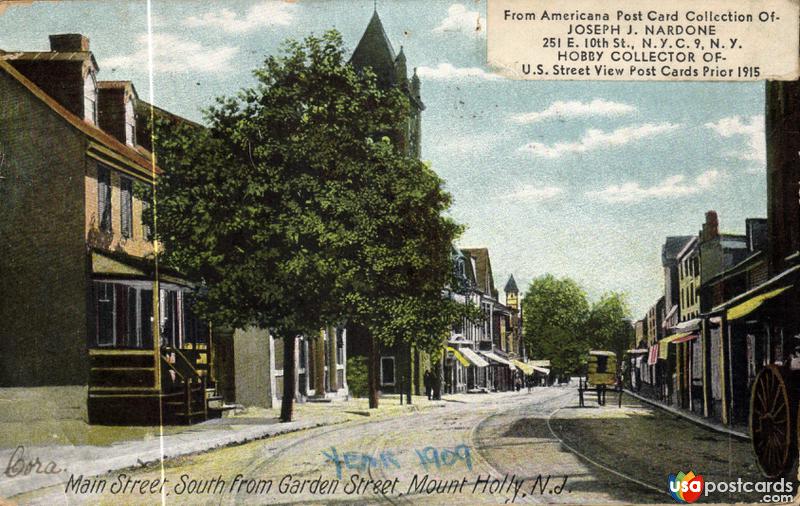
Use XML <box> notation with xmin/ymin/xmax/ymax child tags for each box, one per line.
<box><xmin>578</xmin><ymin>350</ymin><xmax>622</xmax><ymax>407</ymax></box>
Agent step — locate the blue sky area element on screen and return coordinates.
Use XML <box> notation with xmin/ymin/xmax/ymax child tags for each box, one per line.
<box><xmin>0</xmin><ymin>0</ymin><xmax>767</xmax><ymax>316</ymax></box>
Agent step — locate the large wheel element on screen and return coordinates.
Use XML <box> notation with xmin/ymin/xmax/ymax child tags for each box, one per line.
<box><xmin>750</xmin><ymin>365</ymin><xmax>794</xmax><ymax>478</ymax></box>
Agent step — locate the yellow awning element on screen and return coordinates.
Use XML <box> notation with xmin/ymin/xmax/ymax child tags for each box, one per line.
<box><xmin>727</xmin><ymin>286</ymin><xmax>792</xmax><ymax>321</ymax></box>
<box><xmin>658</xmin><ymin>333</ymin><xmax>691</xmax><ymax>359</ymax></box>
<box><xmin>446</xmin><ymin>346</ymin><xmax>470</xmax><ymax>367</ymax></box>
<box><xmin>511</xmin><ymin>360</ymin><xmax>535</xmax><ymax>375</ymax></box>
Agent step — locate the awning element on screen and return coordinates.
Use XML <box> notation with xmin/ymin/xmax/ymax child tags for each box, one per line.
<box><xmin>511</xmin><ymin>359</ymin><xmax>535</xmax><ymax>375</ymax></box>
<box><xmin>648</xmin><ymin>344</ymin><xmax>659</xmax><ymax>365</ymax></box>
<box><xmin>460</xmin><ymin>347</ymin><xmax>489</xmax><ymax>368</ymax></box>
<box><xmin>480</xmin><ymin>351</ymin><xmax>511</xmax><ymax>366</ymax></box>
<box><xmin>727</xmin><ymin>286</ymin><xmax>792</xmax><ymax>321</ymax></box>
<box><xmin>658</xmin><ymin>333</ymin><xmax>691</xmax><ymax>359</ymax></box>
<box><xmin>626</xmin><ymin>348</ymin><xmax>648</xmax><ymax>354</ymax></box>
<box><xmin>533</xmin><ymin>366</ymin><xmax>551</xmax><ymax>375</ymax></box>
<box><xmin>589</xmin><ymin>350</ymin><xmax>615</xmax><ymax>357</ymax></box>
<box><xmin>446</xmin><ymin>346</ymin><xmax>470</xmax><ymax>367</ymax></box>
<box><xmin>671</xmin><ymin>334</ymin><xmax>698</xmax><ymax>344</ymax></box>
<box><xmin>91</xmin><ymin>250</ymin><xmax>192</xmax><ymax>286</ymax></box>
<box><xmin>672</xmin><ymin>318</ymin><xmax>701</xmax><ymax>332</ymax></box>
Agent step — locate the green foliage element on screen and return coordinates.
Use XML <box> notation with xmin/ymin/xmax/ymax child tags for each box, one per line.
<box><xmin>148</xmin><ymin>30</ymin><xmax>459</xmax><ymax>351</ymax></box>
<box><xmin>346</xmin><ymin>355</ymin><xmax>369</xmax><ymax>398</ymax></box>
<box><xmin>584</xmin><ymin>292</ymin><xmax>633</xmax><ymax>361</ymax></box>
<box><xmin>522</xmin><ymin>275</ymin><xmax>631</xmax><ymax>375</ymax></box>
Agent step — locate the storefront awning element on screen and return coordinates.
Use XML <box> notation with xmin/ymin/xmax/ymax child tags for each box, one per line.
<box><xmin>480</xmin><ymin>351</ymin><xmax>511</xmax><ymax>366</ymax></box>
<box><xmin>726</xmin><ymin>286</ymin><xmax>792</xmax><ymax>321</ymax></box>
<box><xmin>446</xmin><ymin>346</ymin><xmax>470</xmax><ymax>367</ymax></box>
<box><xmin>648</xmin><ymin>344</ymin><xmax>659</xmax><ymax>365</ymax></box>
<box><xmin>460</xmin><ymin>347</ymin><xmax>489</xmax><ymax>368</ymax></box>
<box><xmin>672</xmin><ymin>318</ymin><xmax>701</xmax><ymax>332</ymax></box>
<box><xmin>671</xmin><ymin>334</ymin><xmax>698</xmax><ymax>344</ymax></box>
<box><xmin>511</xmin><ymin>359</ymin><xmax>534</xmax><ymax>375</ymax></box>
<box><xmin>658</xmin><ymin>333</ymin><xmax>691</xmax><ymax>359</ymax></box>
<box><xmin>626</xmin><ymin>348</ymin><xmax>648</xmax><ymax>354</ymax></box>
<box><xmin>532</xmin><ymin>366</ymin><xmax>551</xmax><ymax>375</ymax></box>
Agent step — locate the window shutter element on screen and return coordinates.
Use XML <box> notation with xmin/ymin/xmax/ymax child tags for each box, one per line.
<box><xmin>97</xmin><ymin>166</ymin><xmax>111</xmax><ymax>232</ymax></box>
<box><xmin>121</xmin><ymin>177</ymin><xmax>132</xmax><ymax>238</ymax></box>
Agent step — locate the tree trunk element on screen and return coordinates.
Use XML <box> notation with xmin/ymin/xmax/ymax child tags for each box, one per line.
<box><xmin>280</xmin><ymin>334</ymin><xmax>296</xmax><ymax>422</ymax></box>
<box><xmin>314</xmin><ymin>329</ymin><xmax>326</xmax><ymax>397</ymax></box>
<box><xmin>367</xmin><ymin>333</ymin><xmax>379</xmax><ymax>409</ymax></box>
<box><xmin>405</xmin><ymin>343</ymin><xmax>412</xmax><ymax>405</ymax></box>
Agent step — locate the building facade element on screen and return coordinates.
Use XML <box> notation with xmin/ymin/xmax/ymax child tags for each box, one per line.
<box><xmin>0</xmin><ymin>35</ymin><xmax>213</xmax><ymax>424</ymax></box>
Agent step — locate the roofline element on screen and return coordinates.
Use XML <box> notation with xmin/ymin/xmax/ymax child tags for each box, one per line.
<box><xmin>0</xmin><ymin>59</ymin><xmax>158</xmax><ymax>176</ymax></box>
<box><xmin>676</xmin><ymin>235</ymin><xmax>699</xmax><ymax>259</ymax></box>
<box><xmin>702</xmin><ymin>249</ymin><xmax>766</xmax><ymax>287</ymax></box>
<box><xmin>138</xmin><ymin>99</ymin><xmax>205</xmax><ymax>130</ymax></box>
<box><xmin>0</xmin><ymin>50</ymin><xmax>99</xmax><ymax>71</ymax></box>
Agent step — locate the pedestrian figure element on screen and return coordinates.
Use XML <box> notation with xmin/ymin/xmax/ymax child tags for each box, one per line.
<box><xmin>515</xmin><ymin>376</ymin><xmax>522</xmax><ymax>392</ymax></box>
<box><xmin>423</xmin><ymin>370</ymin><xmax>433</xmax><ymax>399</ymax></box>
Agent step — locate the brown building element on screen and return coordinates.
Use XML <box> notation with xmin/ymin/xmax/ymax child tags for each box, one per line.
<box><xmin>0</xmin><ymin>34</ymin><xmax>214</xmax><ymax>424</ymax></box>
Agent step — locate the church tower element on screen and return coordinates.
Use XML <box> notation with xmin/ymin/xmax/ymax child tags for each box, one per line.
<box><xmin>350</xmin><ymin>9</ymin><xmax>424</xmax><ymax>158</ymax></box>
<box><xmin>504</xmin><ymin>275</ymin><xmax>519</xmax><ymax>310</ymax></box>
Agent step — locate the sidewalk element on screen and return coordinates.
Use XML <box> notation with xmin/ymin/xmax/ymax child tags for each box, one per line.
<box><xmin>624</xmin><ymin>389</ymin><xmax>750</xmax><ymax>440</ymax></box>
<box><xmin>0</xmin><ymin>394</ymin><xmax>446</xmax><ymax>499</ymax></box>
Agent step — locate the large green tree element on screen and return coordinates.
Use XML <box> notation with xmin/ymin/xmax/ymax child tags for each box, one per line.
<box><xmin>521</xmin><ymin>275</ymin><xmax>591</xmax><ymax>374</ymax></box>
<box><xmin>522</xmin><ymin>275</ymin><xmax>632</xmax><ymax>376</ymax></box>
<box><xmin>147</xmin><ymin>31</ymin><xmax>460</xmax><ymax>420</ymax></box>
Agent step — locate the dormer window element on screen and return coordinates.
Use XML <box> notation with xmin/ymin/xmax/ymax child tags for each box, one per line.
<box><xmin>84</xmin><ymin>70</ymin><xmax>97</xmax><ymax>125</ymax></box>
<box><xmin>124</xmin><ymin>98</ymin><xmax>136</xmax><ymax>146</ymax></box>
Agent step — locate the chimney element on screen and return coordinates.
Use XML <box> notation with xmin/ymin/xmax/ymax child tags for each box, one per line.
<box><xmin>49</xmin><ymin>34</ymin><xmax>90</xmax><ymax>52</ymax></box>
<box><xmin>703</xmin><ymin>210</ymin><xmax>719</xmax><ymax>241</ymax></box>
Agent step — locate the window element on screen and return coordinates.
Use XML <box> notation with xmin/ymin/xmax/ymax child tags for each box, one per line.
<box><xmin>94</xmin><ymin>282</ymin><xmax>155</xmax><ymax>349</ymax></box>
<box><xmin>120</xmin><ymin>177</ymin><xmax>133</xmax><ymax>238</ymax></box>
<box><xmin>97</xmin><ymin>165</ymin><xmax>112</xmax><ymax>232</ymax></box>
<box><xmin>140</xmin><ymin>289</ymin><xmax>154</xmax><ymax>349</ymax></box>
<box><xmin>336</xmin><ymin>328</ymin><xmax>344</xmax><ymax>366</ymax></box>
<box><xmin>124</xmin><ymin>98</ymin><xmax>136</xmax><ymax>146</ymax></box>
<box><xmin>96</xmin><ymin>282</ymin><xmax>115</xmax><ymax>346</ymax></box>
<box><xmin>84</xmin><ymin>70</ymin><xmax>97</xmax><ymax>125</ymax></box>
<box><xmin>159</xmin><ymin>289</ymin><xmax>181</xmax><ymax>348</ymax></box>
<box><xmin>380</xmin><ymin>356</ymin><xmax>395</xmax><ymax>386</ymax></box>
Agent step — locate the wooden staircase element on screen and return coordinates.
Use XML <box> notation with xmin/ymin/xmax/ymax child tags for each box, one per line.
<box><xmin>88</xmin><ymin>347</ymin><xmax>218</xmax><ymax>425</ymax></box>
<box><xmin>160</xmin><ymin>347</ymin><xmax>208</xmax><ymax>424</ymax></box>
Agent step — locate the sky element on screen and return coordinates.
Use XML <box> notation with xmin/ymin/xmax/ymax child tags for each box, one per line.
<box><xmin>0</xmin><ymin>0</ymin><xmax>767</xmax><ymax>317</ymax></box>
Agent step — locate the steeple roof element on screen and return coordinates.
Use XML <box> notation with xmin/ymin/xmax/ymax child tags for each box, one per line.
<box><xmin>504</xmin><ymin>274</ymin><xmax>519</xmax><ymax>293</ymax></box>
<box><xmin>350</xmin><ymin>11</ymin><xmax>397</xmax><ymax>86</ymax></box>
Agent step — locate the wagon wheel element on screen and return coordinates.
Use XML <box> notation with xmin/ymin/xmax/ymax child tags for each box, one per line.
<box><xmin>750</xmin><ymin>365</ymin><xmax>793</xmax><ymax>478</ymax></box>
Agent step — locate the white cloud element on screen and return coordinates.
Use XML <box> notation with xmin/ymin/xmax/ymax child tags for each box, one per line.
<box><xmin>505</xmin><ymin>185</ymin><xmax>564</xmax><ymax>202</ymax></box>
<box><xmin>417</xmin><ymin>63</ymin><xmax>500</xmax><ymax>81</ymax></box>
<box><xmin>183</xmin><ymin>1</ymin><xmax>295</xmax><ymax>33</ymax></box>
<box><xmin>104</xmin><ymin>33</ymin><xmax>238</xmax><ymax>74</ymax></box>
<box><xmin>586</xmin><ymin>169</ymin><xmax>724</xmax><ymax>204</ymax></box>
<box><xmin>509</xmin><ymin>99</ymin><xmax>636</xmax><ymax>124</ymax></box>
<box><xmin>521</xmin><ymin>123</ymin><xmax>680</xmax><ymax>158</ymax></box>
<box><xmin>433</xmin><ymin>3</ymin><xmax>486</xmax><ymax>37</ymax></box>
<box><xmin>705</xmin><ymin>115</ymin><xmax>765</xmax><ymax>165</ymax></box>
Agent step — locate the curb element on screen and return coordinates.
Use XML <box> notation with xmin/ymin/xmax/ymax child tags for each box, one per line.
<box><xmin>2</xmin><ymin>418</ymin><xmax>333</xmax><ymax>500</ymax></box>
<box><xmin>624</xmin><ymin>389</ymin><xmax>750</xmax><ymax>441</ymax></box>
